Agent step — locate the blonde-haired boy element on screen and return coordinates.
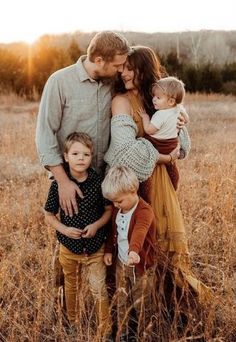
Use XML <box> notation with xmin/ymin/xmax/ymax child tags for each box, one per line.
<box><xmin>102</xmin><ymin>166</ymin><xmax>157</xmax><ymax>340</ymax></box>
<box><xmin>139</xmin><ymin>76</ymin><xmax>188</xmax><ymax>190</ymax></box>
<box><xmin>140</xmin><ymin>76</ymin><xmax>187</xmax><ymax>141</ymax></box>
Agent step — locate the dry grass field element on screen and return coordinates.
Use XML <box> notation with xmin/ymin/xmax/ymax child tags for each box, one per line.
<box><xmin>0</xmin><ymin>93</ymin><xmax>235</xmax><ymax>341</ymax></box>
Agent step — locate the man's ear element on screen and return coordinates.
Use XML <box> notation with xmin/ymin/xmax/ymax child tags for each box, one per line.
<box><xmin>94</xmin><ymin>56</ymin><xmax>104</xmax><ymax>66</ymax></box>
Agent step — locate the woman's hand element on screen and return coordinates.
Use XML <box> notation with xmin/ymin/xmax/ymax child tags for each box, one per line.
<box><xmin>177</xmin><ymin>110</ymin><xmax>189</xmax><ymax>129</ymax></box>
<box><xmin>157</xmin><ymin>144</ymin><xmax>180</xmax><ymax>165</ymax></box>
<box><xmin>169</xmin><ymin>144</ymin><xmax>180</xmax><ymax>162</ymax></box>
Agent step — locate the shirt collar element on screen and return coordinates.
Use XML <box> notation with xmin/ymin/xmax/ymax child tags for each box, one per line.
<box><xmin>76</xmin><ymin>55</ymin><xmax>96</xmax><ymax>83</ymax></box>
<box><xmin>117</xmin><ymin>200</ymin><xmax>139</xmax><ymax>218</ymax></box>
<box><xmin>68</xmin><ymin>167</ymin><xmax>96</xmax><ymax>184</ymax></box>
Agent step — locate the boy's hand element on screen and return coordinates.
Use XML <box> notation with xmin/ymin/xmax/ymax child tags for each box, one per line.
<box><xmin>63</xmin><ymin>227</ymin><xmax>83</xmax><ymax>239</ymax></box>
<box><xmin>82</xmin><ymin>224</ymin><xmax>98</xmax><ymax>238</ymax></box>
<box><xmin>104</xmin><ymin>253</ymin><xmax>113</xmax><ymax>266</ymax></box>
<box><xmin>127</xmin><ymin>251</ymin><xmax>140</xmax><ymax>266</ymax></box>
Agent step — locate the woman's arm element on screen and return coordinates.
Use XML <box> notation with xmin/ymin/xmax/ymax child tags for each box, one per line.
<box><xmin>105</xmin><ymin>95</ymin><xmax>185</xmax><ymax>182</ymax></box>
<box><xmin>178</xmin><ymin>126</ymin><xmax>191</xmax><ymax>159</ymax></box>
<box><xmin>157</xmin><ymin>148</ymin><xmax>179</xmax><ymax>164</ymax></box>
<box><xmin>111</xmin><ymin>95</ymin><xmax>132</xmax><ymax>116</ymax></box>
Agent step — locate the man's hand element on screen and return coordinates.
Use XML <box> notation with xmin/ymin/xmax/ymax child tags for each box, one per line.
<box><xmin>82</xmin><ymin>224</ymin><xmax>98</xmax><ymax>238</ymax></box>
<box><xmin>127</xmin><ymin>251</ymin><xmax>140</xmax><ymax>266</ymax></box>
<box><xmin>58</xmin><ymin>179</ymin><xmax>83</xmax><ymax>217</ymax></box>
<box><xmin>63</xmin><ymin>227</ymin><xmax>83</xmax><ymax>239</ymax></box>
<box><xmin>104</xmin><ymin>253</ymin><xmax>113</xmax><ymax>266</ymax></box>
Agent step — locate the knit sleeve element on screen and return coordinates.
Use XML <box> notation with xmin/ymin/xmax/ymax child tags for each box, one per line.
<box><xmin>104</xmin><ymin>114</ymin><xmax>159</xmax><ymax>182</ymax></box>
<box><xmin>178</xmin><ymin>126</ymin><xmax>191</xmax><ymax>159</ymax></box>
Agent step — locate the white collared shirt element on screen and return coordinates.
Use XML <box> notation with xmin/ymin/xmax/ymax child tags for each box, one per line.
<box><xmin>116</xmin><ymin>202</ymin><xmax>138</xmax><ymax>264</ymax></box>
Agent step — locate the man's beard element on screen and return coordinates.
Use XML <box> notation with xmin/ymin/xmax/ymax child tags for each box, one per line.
<box><xmin>94</xmin><ymin>71</ymin><xmax>119</xmax><ymax>84</ymax></box>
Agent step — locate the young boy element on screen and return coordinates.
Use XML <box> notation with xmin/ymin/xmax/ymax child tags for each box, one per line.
<box><xmin>102</xmin><ymin>166</ymin><xmax>157</xmax><ymax>341</ymax></box>
<box><xmin>139</xmin><ymin>76</ymin><xmax>188</xmax><ymax>190</ymax></box>
<box><xmin>44</xmin><ymin>132</ymin><xmax>112</xmax><ymax>337</ymax></box>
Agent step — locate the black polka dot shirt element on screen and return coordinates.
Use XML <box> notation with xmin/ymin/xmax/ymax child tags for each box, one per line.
<box><xmin>44</xmin><ymin>168</ymin><xmax>110</xmax><ymax>255</ymax></box>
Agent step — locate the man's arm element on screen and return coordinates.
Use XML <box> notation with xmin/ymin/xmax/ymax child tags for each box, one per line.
<box><xmin>36</xmin><ymin>75</ymin><xmax>82</xmax><ymax>216</ymax></box>
<box><xmin>36</xmin><ymin>75</ymin><xmax>64</xmax><ymax>167</ymax></box>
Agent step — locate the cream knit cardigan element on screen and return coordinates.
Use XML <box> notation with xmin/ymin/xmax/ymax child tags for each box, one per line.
<box><xmin>104</xmin><ymin>114</ymin><xmax>190</xmax><ymax>182</ymax></box>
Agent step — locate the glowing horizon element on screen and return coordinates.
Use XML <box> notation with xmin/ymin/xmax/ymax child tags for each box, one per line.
<box><xmin>1</xmin><ymin>0</ymin><xmax>235</xmax><ymax>44</ymax></box>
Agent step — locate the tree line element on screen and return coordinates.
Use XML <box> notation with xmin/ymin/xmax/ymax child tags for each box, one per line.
<box><xmin>0</xmin><ymin>34</ymin><xmax>235</xmax><ymax>99</ymax></box>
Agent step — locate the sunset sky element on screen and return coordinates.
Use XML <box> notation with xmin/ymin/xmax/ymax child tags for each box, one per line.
<box><xmin>0</xmin><ymin>0</ymin><xmax>235</xmax><ymax>44</ymax></box>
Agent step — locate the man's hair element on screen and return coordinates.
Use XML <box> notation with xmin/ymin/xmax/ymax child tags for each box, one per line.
<box><xmin>102</xmin><ymin>166</ymin><xmax>139</xmax><ymax>200</ymax></box>
<box><xmin>152</xmin><ymin>76</ymin><xmax>185</xmax><ymax>104</ymax></box>
<box><xmin>87</xmin><ymin>31</ymin><xmax>130</xmax><ymax>62</ymax></box>
<box><xmin>63</xmin><ymin>132</ymin><xmax>93</xmax><ymax>154</ymax></box>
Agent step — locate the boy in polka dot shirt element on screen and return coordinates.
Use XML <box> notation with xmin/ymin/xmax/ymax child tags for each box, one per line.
<box><xmin>44</xmin><ymin>132</ymin><xmax>112</xmax><ymax>337</ymax></box>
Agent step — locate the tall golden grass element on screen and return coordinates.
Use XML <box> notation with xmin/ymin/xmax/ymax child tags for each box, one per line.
<box><xmin>0</xmin><ymin>93</ymin><xmax>235</xmax><ymax>341</ymax></box>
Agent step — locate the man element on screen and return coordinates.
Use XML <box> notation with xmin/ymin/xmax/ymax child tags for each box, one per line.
<box><xmin>36</xmin><ymin>31</ymin><xmax>130</xmax><ymax>216</ymax></box>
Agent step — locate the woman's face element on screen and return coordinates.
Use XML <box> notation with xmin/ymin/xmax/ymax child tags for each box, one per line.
<box><xmin>121</xmin><ymin>61</ymin><xmax>136</xmax><ymax>90</ymax></box>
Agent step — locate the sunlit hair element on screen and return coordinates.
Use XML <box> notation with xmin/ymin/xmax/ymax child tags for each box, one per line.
<box><xmin>102</xmin><ymin>166</ymin><xmax>139</xmax><ymax>200</ymax></box>
<box><xmin>63</xmin><ymin>132</ymin><xmax>93</xmax><ymax>154</ymax></box>
<box><xmin>87</xmin><ymin>31</ymin><xmax>130</xmax><ymax>63</ymax></box>
<box><xmin>152</xmin><ymin>76</ymin><xmax>185</xmax><ymax>104</ymax></box>
<box><xmin>114</xmin><ymin>45</ymin><xmax>166</xmax><ymax>114</ymax></box>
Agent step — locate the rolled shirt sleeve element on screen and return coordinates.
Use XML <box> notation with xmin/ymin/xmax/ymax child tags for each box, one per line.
<box><xmin>36</xmin><ymin>75</ymin><xmax>65</xmax><ymax>167</ymax></box>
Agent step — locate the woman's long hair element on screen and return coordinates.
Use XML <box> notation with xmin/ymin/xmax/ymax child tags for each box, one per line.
<box><xmin>114</xmin><ymin>45</ymin><xmax>166</xmax><ymax>115</ymax></box>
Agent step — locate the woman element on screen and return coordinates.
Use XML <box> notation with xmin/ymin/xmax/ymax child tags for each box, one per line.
<box><xmin>104</xmin><ymin>46</ymin><xmax>211</xmax><ymax>314</ymax></box>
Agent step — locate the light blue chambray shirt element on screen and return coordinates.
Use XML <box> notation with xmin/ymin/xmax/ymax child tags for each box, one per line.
<box><xmin>35</xmin><ymin>55</ymin><xmax>112</xmax><ymax>174</ymax></box>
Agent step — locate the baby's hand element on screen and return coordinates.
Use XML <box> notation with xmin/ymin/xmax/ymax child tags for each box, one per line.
<box><xmin>137</xmin><ymin>107</ymin><xmax>148</xmax><ymax>119</ymax></box>
<box><xmin>104</xmin><ymin>253</ymin><xmax>113</xmax><ymax>266</ymax></box>
<box><xmin>127</xmin><ymin>251</ymin><xmax>140</xmax><ymax>266</ymax></box>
